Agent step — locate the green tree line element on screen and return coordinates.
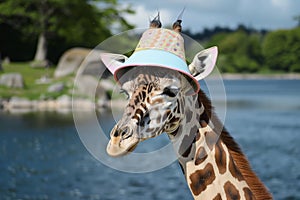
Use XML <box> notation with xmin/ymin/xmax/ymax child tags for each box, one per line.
<box><xmin>201</xmin><ymin>26</ymin><xmax>300</xmax><ymax>73</ymax></box>
<box><xmin>0</xmin><ymin>0</ymin><xmax>299</xmax><ymax>73</ymax></box>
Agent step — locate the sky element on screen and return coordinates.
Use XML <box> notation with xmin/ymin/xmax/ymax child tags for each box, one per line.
<box><xmin>119</xmin><ymin>0</ymin><xmax>300</xmax><ymax>33</ymax></box>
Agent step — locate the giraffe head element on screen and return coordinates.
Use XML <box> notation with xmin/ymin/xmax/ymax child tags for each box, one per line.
<box><xmin>100</xmin><ymin>16</ymin><xmax>218</xmax><ymax>157</ymax></box>
<box><xmin>104</xmin><ymin>47</ymin><xmax>217</xmax><ymax>157</ymax></box>
<box><xmin>107</xmin><ymin>67</ymin><xmax>185</xmax><ymax>156</ymax></box>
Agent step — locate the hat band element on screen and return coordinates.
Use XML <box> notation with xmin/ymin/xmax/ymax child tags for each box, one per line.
<box><xmin>123</xmin><ymin>49</ymin><xmax>189</xmax><ymax>74</ymax></box>
<box><xmin>113</xmin><ymin>49</ymin><xmax>201</xmax><ymax>95</ymax></box>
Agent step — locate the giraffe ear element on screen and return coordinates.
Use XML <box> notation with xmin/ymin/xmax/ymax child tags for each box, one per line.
<box><xmin>100</xmin><ymin>53</ymin><xmax>128</xmax><ymax>74</ymax></box>
<box><xmin>188</xmin><ymin>46</ymin><xmax>218</xmax><ymax>80</ymax></box>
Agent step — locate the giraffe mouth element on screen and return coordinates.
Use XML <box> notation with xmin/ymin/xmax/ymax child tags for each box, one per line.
<box><xmin>106</xmin><ymin>139</ymin><xmax>139</xmax><ymax>157</ymax></box>
<box><xmin>127</xmin><ymin>143</ymin><xmax>138</xmax><ymax>152</ymax></box>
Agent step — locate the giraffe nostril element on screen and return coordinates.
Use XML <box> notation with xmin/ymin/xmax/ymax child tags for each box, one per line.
<box><xmin>120</xmin><ymin>127</ymin><xmax>132</xmax><ymax>139</ymax></box>
<box><xmin>112</xmin><ymin>126</ymin><xmax>130</xmax><ymax>138</ymax></box>
<box><xmin>113</xmin><ymin>129</ymin><xmax>120</xmax><ymax>137</ymax></box>
<box><xmin>120</xmin><ymin>127</ymin><xmax>128</xmax><ymax>136</ymax></box>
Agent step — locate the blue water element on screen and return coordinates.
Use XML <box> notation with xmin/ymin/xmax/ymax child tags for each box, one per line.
<box><xmin>1</xmin><ymin>80</ymin><xmax>300</xmax><ymax>200</ymax></box>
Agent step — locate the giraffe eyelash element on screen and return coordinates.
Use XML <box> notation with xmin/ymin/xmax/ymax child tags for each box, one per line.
<box><xmin>162</xmin><ymin>86</ymin><xmax>180</xmax><ymax>97</ymax></box>
<box><xmin>120</xmin><ymin>89</ymin><xmax>130</xmax><ymax>100</ymax></box>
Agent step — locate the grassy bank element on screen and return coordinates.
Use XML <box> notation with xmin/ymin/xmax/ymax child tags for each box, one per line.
<box><xmin>0</xmin><ymin>62</ymin><xmax>72</xmax><ymax>100</ymax></box>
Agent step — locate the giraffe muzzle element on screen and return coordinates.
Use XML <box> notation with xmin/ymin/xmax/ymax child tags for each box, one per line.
<box><xmin>107</xmin><ymin>125</ymin><xmax>139</xmax><ymax>157</ymax></box>
<box><xmin>112</xmin><ymin>126</ymin><xmax>132</xmax><ymax>139</ymax></box>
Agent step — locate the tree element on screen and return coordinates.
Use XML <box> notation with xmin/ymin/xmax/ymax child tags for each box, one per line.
<box><xmin>294</xmin><ymin>15</ymin><xmax>300</xmax><ymax>27</ymax></box>
<box><xmin>262</xmin><ymin>28</ymin><xmax>300</xmax><ymax>72</ymax></box>
<box><xmin>206</xmin><ymin>30</ymin><xmax>263</xmax><ymax>73</ymax></box>
<box><xmin>0</xmin><ymin>0</ymin><xmax>134</xmax><ymax>64</ymax></box>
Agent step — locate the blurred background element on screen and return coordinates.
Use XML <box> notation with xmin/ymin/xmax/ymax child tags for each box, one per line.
<box><xmin>0</xmin><ymin>0</ymin><xmax>300</xmax><ymax>199</ymax></box>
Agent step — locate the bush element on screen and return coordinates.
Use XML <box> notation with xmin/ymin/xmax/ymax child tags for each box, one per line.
<box><xmin>262</xmin><ymin>28</ymin><xmax>300</xmax><ymax>72</ymax></box>
<box><xmin>207</xmin><ymin>30</ymin><xmax>263</xmax><ymax>73</ymax></box>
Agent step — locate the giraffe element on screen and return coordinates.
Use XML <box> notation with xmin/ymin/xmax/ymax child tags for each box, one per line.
<box><xmin>100</xmin><ymin>14</ymin><xmax>272</xmax><ymax>200</ymax></box>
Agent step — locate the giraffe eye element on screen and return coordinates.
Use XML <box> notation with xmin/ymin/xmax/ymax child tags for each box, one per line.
<box><xmin>120</xmin><ymin>89</ymin><xmax>130</xmax><ymax>100</ymax></box>
<box><xmin>162</xmin><ymin>86</ymin><xmax>179</xmax><ymax>97</ymax></box>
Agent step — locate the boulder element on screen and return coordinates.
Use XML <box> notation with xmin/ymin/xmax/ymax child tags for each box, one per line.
<box><xmin>73</xmin><ymin>99</ymin><xmax>95</xmax><ymax>110</ymax></box>
<box><xmin>98</xmin><ymin>79</ymin><xmax>115</xmax><ymax>91</ymax></box>
<box><xmin>77</xmin><ymin>49</ymin><xmax>111</xmax><ymax>78</ymax></box>
<box><xmin>54</xmin><ymin>48</ymin><xmax>91</xmax><ymax>78</ymax></box>
<box><xmin>0</xmin><ymin>73</ymin><xmax>24</xmax><ymax>88</ymax></box>
<box><xmin>56</xmin><ymin>95</ymin><xmax>72</xmax><ymax>109</ymax></box>
<box><xmin>30</xmin><ymin>60</ymin><xmax>49</xmax><ymax>68</ymax></box>
<box><xmin>74</xmin><ymin>75</ymin><xmax>107</xmax><ymax>100</ymax></box>
<box><xmin>3</xmin><ymin>57</ymin><xmax>10</xmax><ymax>65</ymax></box>
<box><xmin>7</xmin><ymin>97</ymin><xmax>33</xmax><ymax>109</ymax></box>
<box><xmin>47</xmin><ymin>82</ymin><xmax>65</xmax><ymax>93</ymax></box>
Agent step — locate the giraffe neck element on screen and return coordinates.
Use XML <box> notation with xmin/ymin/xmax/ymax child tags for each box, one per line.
<box><xmin>168</xmin><ymin>90</ymin><xmax>272</xmax><ymax>200</ymax></box>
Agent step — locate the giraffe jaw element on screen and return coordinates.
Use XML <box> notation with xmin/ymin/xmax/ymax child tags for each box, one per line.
<box><xmin>106</xmin><ymin>137</ymin><xmax>139</xmax><ymax>157</ymax></box>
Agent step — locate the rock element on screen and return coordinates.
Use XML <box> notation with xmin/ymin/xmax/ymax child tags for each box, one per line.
<box><xmin>74</xmin><ymin>75</ymin><xmax>98</xmax><ymax>97</ymax></box>
<box><xmin>73</xmin><ymin>99</ymin><xmax>95</xmax><ymax>110</ymax></box>
<box><xmin>54</xmin><ymin>48</ymin><xmax>91</xmax><ymax>78</ymax></box>
<box><xmin>7</xmin><ymin>97</ymin><xmax>33</xmax><ymax>109</ymax></box>
<box><xmin>56</xmin><ymin>95</ymin><xmax>72</xmax><ymax>109</ymax></box>
<box><xmin>74</xmin><ymin>75</ymin><xmax>107</xmax><ymax>100</ymax></box>
<box><xmin>77</xmin><ymin>49</ymin><xmax>111</xmax><ymax>78</ymax></box>
<box><xmin>35</xmin><ymin>76</ymin><xmax>52</xmax><ymax>84</ymax></box>
<box><xmin>98</xmin><ymin>79</ymin><xmax>115</xmax><ymax>91</ymax></box>
<box><xmin>0</xmin><ymin>73</ymin><xmax>24</xmax><ymax>88</ymax></box>
<box><xmin>3</xmin><ymin>57</ymin><xmax>10</xmax><ymax>65</ymax></box>
<box><xmin>47</xmin><ymin>82</ymin><xmax>65</xmax><ymax>93</ymax></box>
<box><xmin>30</xmin><ymin>60</ymin><xmax>49</xmax><ymax>68</ymax></box>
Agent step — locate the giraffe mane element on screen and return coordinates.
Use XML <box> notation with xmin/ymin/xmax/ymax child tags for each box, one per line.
<box><xmin>197</xmin><ymin>89</ymin><xmax>272</xmax><ymax>200</ymax></box>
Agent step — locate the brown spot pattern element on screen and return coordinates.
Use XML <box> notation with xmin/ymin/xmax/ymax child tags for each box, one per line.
<box><xmin>200</xmin><ymin>120</ymin><xmax>208</xmax><ymax>127</ymax></box>
<box><xmin>213</xmin><ymin>193</ymin><xmax>222</xmax><ymax>200</ymax></box>
<box><xmin>200</xmin><ymin>111</ymin><xmax>209</xmax><ymax>125</ymax></box>
<box><xmin>156</xmin><ymin>117</ymin><xmax>161</xmax><ymax>124</ymax></box>
<box><xmin>186</xmin><ymin>110</ymin><xmax>193</xmax><ymax>122</ymax></box>
<box><xmin>224</xmin><ymin>181</ymin><xmax>241</xmax><ymax>200</ymax></box>
<box><xmin>229</xmin><ymin>156</ymin><xmax>244</xmax><ymax>181</ymax></box>
<box><xmin>146</xmin><ymin>128</ymin><xmax>154</xmax><ymax>132</ymax></box>
<box><xmin>190</xmin><ymin>125</ymin><xmax>198</xmax><ymax>135</ymax></box>
<box><xmin>205</xmin><ymin>131</ymin><xmax>218</xmax><ymax>150</ymax></box>
<box><xmin>195</xmin><ymin>147</ymin><xmax>207</xmax><ymax>165</ymax></box>
<box><xmin>195</xmin><ymin>130</ymin><xmax>201</xmax><ymax>141</ymax></box>
<box><xmin>169</xmin><ymin>116</ymin><xmax>180</xmax><ymax>124</ymax></box>
<box><xmin>189</xmin><ymin>163</ymin><xmax>216</xmax><ymax>196</ymax></box>
<box><xmin>152</xmin><ymin>98</ymin><xmax>163</xmax><ymax>105</ymax></box>
<box><xmin>215</xmin><ymin>141</ymin><xmax>227</xmax><ymax>174</ymax></box>
<box><xmin>162</xmin><ymin>112</ymin><xmax>168</xmax><ymax>121</ymax></box>
<box><xmin>179</xmin><ymin>134</ymin><xmax>195</xmax><ymax>157</ymax></box>
<box><xmin>243</xmin><ymin>187</ymin><xmax>255</xmax><ymax>200</ymax></box>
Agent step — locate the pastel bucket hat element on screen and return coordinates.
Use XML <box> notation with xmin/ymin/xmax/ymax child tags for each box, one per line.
<box><xmin>100</xmin><ymin>17</ymin><xmax>218</xmax><ymax>95</ymax></box>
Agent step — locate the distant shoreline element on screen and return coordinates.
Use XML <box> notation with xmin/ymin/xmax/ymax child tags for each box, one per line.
<box><xmin>211</xmin><ymin>73</ymin><xmax>300</xmax><ymax>80</ymax></box>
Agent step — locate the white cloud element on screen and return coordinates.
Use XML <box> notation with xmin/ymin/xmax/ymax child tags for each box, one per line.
<box><xmin>120</xmin><ymin>0</ymin><xmax>300</xmax><ymax>32</ymax></box>
<box><xmin>123</xmin><ymin>4</ymin><xmax>173</xmax><ymax>28</ymax></box>
<box><xmin>271</xmin><ymin>0</ymin><xmax>290</xmax><ymax>11</ymax></box>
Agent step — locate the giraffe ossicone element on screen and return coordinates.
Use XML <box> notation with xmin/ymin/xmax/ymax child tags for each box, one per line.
<box><xmin>100</xmin><ymin>17</ymin><xmax>272</xmax><ymax>200</ymax></box>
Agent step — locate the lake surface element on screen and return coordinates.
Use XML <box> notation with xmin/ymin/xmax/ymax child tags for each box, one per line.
<box><xmin>1</xmin><ymin>80</ymin><xmax>300</xmax><ymax>200</ymax></box>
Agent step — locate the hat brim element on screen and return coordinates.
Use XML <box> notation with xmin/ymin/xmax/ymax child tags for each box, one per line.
<box><xmin>115</xmin><ymin>65</ymin><xmax>199</xmax><ymax>95</ymax></box>
<box><xmin>101</xmin><ymin>49</ymin><xmax>200</xmax><ymax>95</ymax></box>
